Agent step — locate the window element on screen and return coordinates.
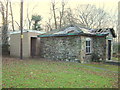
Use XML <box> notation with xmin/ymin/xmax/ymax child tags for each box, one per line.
<box><xmin>86</xmin><ymin>38</ymin><xmax>91</xmax><ymax>53</ymax></box>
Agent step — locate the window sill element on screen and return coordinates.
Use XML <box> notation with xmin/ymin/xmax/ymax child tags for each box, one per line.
<box><xmin>86</xmin><ymin>53</ymin><xmax>92</xmax><ymax>55</ymax></box>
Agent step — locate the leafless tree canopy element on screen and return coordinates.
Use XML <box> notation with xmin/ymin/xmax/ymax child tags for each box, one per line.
<box><xmin>46</xmin><ymin>3</ymin><xmax>116</xmax><ymax>30</ymax></box>
<box><xmin>75</xmin><ymin>4</ymin><xmax>114</xmax><ymax>29</ymax></box>
<box><xmin>0</xmin><ymin>0</ymin><xmax>117</xmax><ymax>32</ymax></box>
<box><xmin>45</xmin><ymin>0</ymin><xmax>68</xmax><ymax>31</ymax></box>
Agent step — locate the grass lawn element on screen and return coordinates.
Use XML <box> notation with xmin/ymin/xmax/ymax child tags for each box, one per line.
<box><xmin>112</xmin><ymin>57</ymin><xmax>120</xmax><ymax>61</ymax></box>
<box><xmin>2</xmin><ymin>57</ymin><xmax>119</xmax><ymax>88</ymax></box>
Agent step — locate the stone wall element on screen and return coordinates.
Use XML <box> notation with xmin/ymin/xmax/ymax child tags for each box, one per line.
<box><xmin>80</xmin><ymin>36</ymin><xmax>93</xmax><ymax>63</ymax></box>
<box><xmin>79</xmin><ymin>36</ymin><xmax>106</xmax><ymax>63</ymax></box>
<box><xmin>40</xmin><ymin>36</ymin><xmax>81</xmax><ymax>62</ymax></box>
<box><xmin>92</xmin><ymin>37</ymin><xmax>106</xmax><ymax>61</ymax></box>
<box><xmin>40</xmin><ymin>35</ymin><xmax>106</xmax><ymax>63</ymax></box>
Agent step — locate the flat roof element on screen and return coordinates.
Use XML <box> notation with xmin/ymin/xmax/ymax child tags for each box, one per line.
<box><xmin>9</xmin><ymin>30</ymin><xmax>46</xmax><ymax>35</ymax></box>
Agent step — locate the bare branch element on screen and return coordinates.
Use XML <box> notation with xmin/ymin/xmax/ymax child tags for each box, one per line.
<box><xmin>51</xmin><ymin>0</ymin><xmax>57</xmax><ymax>29</ymax></box>
<box><xmin>15</xmin><ymin>21</ymin><xmax>20</xmax><ymax>29</ymax></box>
<box><xmin>9</xmin><ymin>1</ymin><xmax>15</xmax><ymax>31</ymax></box>
<box><xmin>76</xmin><ymin>4</ymin><xmax>111</xmax><ymax>29</ymax></box>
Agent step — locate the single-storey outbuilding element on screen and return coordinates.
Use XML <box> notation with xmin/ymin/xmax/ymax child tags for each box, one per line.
<box><xmin>10</xmin><ymin>30</ymin><xmax>45</xmax><ymax>57</ymax></box>
<box><xmin>38</xmin><ymin>25</ymin><xmax>116</xmax><ymax>63</ymax></box>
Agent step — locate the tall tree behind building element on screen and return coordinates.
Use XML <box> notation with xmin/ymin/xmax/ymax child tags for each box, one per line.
<box><xmin>118</xmin><ymin>1</ymin><xmax>120</xmax><ymax>44</ymax></box>
<box><xmin>45</xmin><ymin>0</ymin><xmax>67</xmax><ymax>31</ymax></box>
<box><xmin>118</xmin><ymin>1</ymin><xmax>120</xmax><ymax>53</ymax></box>
<box><xmin>0</xmin><ymin>0</ymin><xmax>9</xmax><ymax>55</ymax></box>
<box><xmin>9</xmin><ymin>1</ymin><xmax>14</xmax><ymax>31</ymax></box>
<box><xmin>75</xmin><ymin>4</ymin><xmax>113</xmax><ymax>29</ymax></box>
<box><xmin>31</xmin><ymin>15</ymin><xmax>42</xmax><ymax>30</ymax></box>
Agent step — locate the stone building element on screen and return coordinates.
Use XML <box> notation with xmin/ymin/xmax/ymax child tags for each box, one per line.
<box><xmin>38</xmin><ymin>25</ymin><xmax>116</xmax><ymax>63</ymax></box>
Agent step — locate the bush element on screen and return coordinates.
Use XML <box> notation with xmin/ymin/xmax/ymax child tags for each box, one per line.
<box><xmin>118</xmin><ymin>43</ymin><xmax>120</xmax><ymax>53</ymax></box>
<box><xmin>2</xmin><ymin>44</ymin><xmax>10</xmax><ymax>55</ymax></box>
<box><xmin>91</xmin><ymin>53</ymin><xmax>100</xmax><ymax>62</ymax></box>
<box><xmin>113</xmin><ymin>43</ymin><xmax>120</xmax><ymax>58</ymax></box>
<box><xmin>113</xmin><ymin>43</ymin><xmax>120</xmax><ymax>53</ymax></box>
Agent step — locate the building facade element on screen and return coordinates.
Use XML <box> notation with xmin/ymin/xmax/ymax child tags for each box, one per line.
<box><xmin>10</xmin><ymin>30</ymin><xmax>45</xmax><ymax>57</ymax></box>
<box><xmin>38</xmin><ymin>25</ymin><xmax>116</xmax><ymax>63</ymax></box>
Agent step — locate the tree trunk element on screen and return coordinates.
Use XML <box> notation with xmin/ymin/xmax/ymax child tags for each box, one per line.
<box><xmin>59</xmin><ymin>1</ymin><xmax>65</xmax><ymax>28</ymax></box>
<box><xmin>2</xmin><ymin>0</ymin><xmax>8</xmax><ymax>45</ymax></box>
<box><xmin>0</xmin><ymin>0</ymin><xmax>9</xmax><ymax>55</ymax></box>
<box><xmin>9</xmin><ymin>1</ymin><xmax>15</xmax><ymax>31</ymax></box>
<box><xmin>34</xmin><ymin>21</ymin><xmax>37</xmax><ymax>30</ymax></box>
<box><xmin>2</xmin><ymin>25</ymin><xmax>8</xmax><ymax>45</ymax></box>
<box><xmin>52</xmin><ymin>2</ymin><xmax>57</xmax><ymax>29</ymax></box>
<box><xmin>27</xmin><ymin>6</ymin><xmax>31</xmax><ymax>29</ymax></box>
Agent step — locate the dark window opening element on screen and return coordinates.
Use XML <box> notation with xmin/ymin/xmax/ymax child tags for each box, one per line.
<box><xmin>86</xmin><ymin>40</ymin><xmax>91</xmax><ymax>53</ymax></box>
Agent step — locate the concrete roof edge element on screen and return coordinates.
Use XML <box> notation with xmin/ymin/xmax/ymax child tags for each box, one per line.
<box><xmin>9</xmin><ymin>30</ymin><xmax>46</xmax><ymax>34</ymax></box>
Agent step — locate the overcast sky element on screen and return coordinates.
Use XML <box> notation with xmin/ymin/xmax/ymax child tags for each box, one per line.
<box><xmin>0</xmin><ymin>0</ymin><xmax>119</xmax><ymax>30</ymax></box>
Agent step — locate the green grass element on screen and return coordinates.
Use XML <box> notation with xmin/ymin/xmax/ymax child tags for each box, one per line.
<box><xmin>81</xmin><ymin>63</ymin><xmax>119</xmax><ymax>72</ymax></box>
<box><xmin>112</xmin><ymin>57</ymin><xmax>120</xmax><ymax>61</ymax></box>
<box><xmin>2</xmin><ymin>57</ymin><xmax>119</xmax><ymax>88</ymax></box>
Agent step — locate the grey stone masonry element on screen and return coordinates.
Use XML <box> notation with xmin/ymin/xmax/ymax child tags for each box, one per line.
<box><xmin>40</xmin><ymin>36</ymin><xmax>81</xmax><ymax>62</ymax></box>
<box><xmin>39</xmin><ymin>35</ymin><xmax>107</xmax><ymax>63</ymax></box>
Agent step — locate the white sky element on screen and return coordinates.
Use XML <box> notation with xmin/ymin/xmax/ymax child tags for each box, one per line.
<box><xmin>0</xmin><ymin>0</ymin><xmax>120</xmax><ymax>29</ymax></box>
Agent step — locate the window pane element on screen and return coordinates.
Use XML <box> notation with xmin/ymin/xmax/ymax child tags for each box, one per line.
<box><xmin>86</xmin><ymin>47</ymin><xmax>88</xmax><ymax>53</ymax></box>
<box><xmin>88</xmin><ymin>41</ymin><xmax>90</xmax><ymax>46</ymax></box>
<box><xmin>86</xmin><ymin>47</ymin><xmax>90</xmax><ymax>53</ymax></box>
<box><xmin>86</xmin><ymin>41</ymin><xmax>90</xmax><ymax>46</ymax></box>
<box><xmin>86</xmin><ymin>40</ymin><xmax>91</xmax><ymax>53</ymax></box>
<box><xmin>89</xmin><ymin>47</ymin><xmax>90</xmax><ymax>52</ymax></box>
<box><xmin>86</xmin><ymin>41</ymin><xmax>88</xmax><ymax>46</ymax></box>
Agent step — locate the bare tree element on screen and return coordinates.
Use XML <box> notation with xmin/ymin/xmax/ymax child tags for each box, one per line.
<box><xmin>24</xmin><ymin>2</ymin><xmax>39</xmax><ymax>29</ymax></box>
<box><xmin>47</xmin><ymin>0</ymin><xmax>67</xmax><ymax>30</ymax></box>
<box><xmin>0</xmin><ymin>1</ymin><xmax>5</xmax><ymax>25</ymax></box>
<box><xmin>0</xmin><ymin>0</ymin><xmax>9</xmax><ymax>54</ymax></box>
<box><xmin>59</xmin><ymin>0</ymin><xmax>65</xmax><ymax>28</ymax></box>
<box><xmin>76</xmin><ymin>4</ymin><xmax>111</xmax><ymax>29</ymax></box>
<box><xmin>15</xmin><ymin>21</ymin><xmax>20</xmax><ymax>29</ymax></box>
<box><xmin>0</xmin><ymin>0</ymin><xmax>9</xmax><ymax>45</ymax></box>
<box><xmin>62</xmin><ymin>7</ymin><xmax>76</xmax><ymax>26</ymax></box>
<box><xmin>46</xmin><ymin>17</ymin><xmax>52</xmax><ymax>31</ymax></box>
<box><xmin>51</xmin><ymin>0</ymin><xmax>57</xmax><ymax>29</ymax></box>
<box><xmin>9</xmin><ymin>1</ymin><xmax>14</xmax><ymax>31</ymax></box>
<box><xmin>26</xmin><ymin>6</ymin><xmax>31</xmax><ymax>29</ymax></box>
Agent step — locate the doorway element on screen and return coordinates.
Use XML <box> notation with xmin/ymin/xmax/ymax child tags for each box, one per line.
<box><xmin>31</xmin><ymin>37</ymin><xmax>37</xmax><ymax>57</ymax></box>
<box><xmin>108</xmin><ymin>40</ymin><xmax>111</xmax><ymax>60</ymax></box>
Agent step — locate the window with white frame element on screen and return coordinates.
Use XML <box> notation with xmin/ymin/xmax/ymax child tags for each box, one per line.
<box><xmin>86</xmin><ymin>38</ymin><xmax>91</xmax><ymax>53</ymax></box>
